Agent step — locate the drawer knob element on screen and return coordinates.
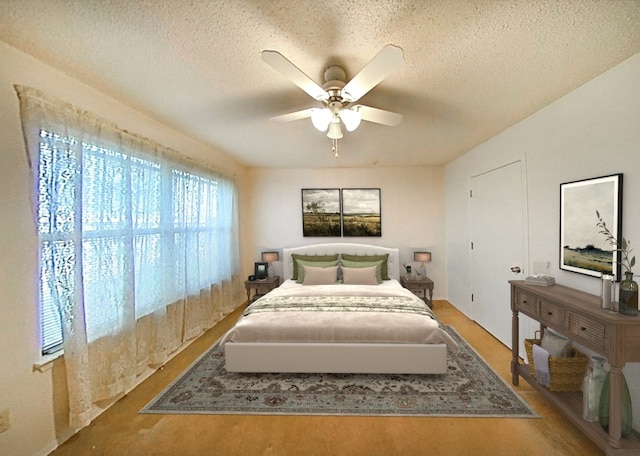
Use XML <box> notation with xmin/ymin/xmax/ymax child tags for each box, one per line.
<box><xmin>580</xmin><ymin>326</ymin><xmax>587</xmax><ymax>331</ymax></box>
<box><xmin>547</xmin><ymin>311</ymin><xmax>553</xmax><ymax>316</ymax></box>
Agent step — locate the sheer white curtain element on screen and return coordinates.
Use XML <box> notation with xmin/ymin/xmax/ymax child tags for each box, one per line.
<box><xmin>16</xmin><ymin>85</ymin><xmax>244</xmax><ymax>429</ymax></box>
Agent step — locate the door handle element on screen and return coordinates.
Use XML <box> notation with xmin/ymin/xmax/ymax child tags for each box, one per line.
<box><xmin>511</xmin><ymin>266</ymin><xmax>522</xmax><ymax>273</ymax></box>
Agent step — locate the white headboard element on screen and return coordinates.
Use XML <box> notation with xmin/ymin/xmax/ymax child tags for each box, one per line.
<box><xmin>282</xmin><ymin>243</ymin><xmax>400</xmax><ymax>281</ymax></box>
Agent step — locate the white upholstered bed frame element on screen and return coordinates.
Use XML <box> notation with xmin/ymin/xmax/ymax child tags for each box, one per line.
<box><xmin>224</xmin><ymin>243</ymin><xmax>447</xmax><ymax>374</ymax></box>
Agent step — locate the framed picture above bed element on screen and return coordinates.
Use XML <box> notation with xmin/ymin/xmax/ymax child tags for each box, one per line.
<box><xmin>301</xmin><ymin>188</ymin><xmax>341</xmax><ymax>237</ymax></box>
<box><xmin>560</xmin><ymin>173</ymin><xmax>623</xmax><ymax>280</ymax></box>
<box><xmin>342</xmin><ymin>188</ymin><xmax>382</xmax><ymax>237</ymax></box>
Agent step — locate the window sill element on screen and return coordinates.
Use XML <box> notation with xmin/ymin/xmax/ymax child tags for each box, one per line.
<box><xmin>33</xmin><ymin>350</ymin><xmax>64</xmax><ymax>372</ymax></box>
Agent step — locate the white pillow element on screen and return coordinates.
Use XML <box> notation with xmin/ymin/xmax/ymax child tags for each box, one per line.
<box><xmin>302</xmin><ymin>265</ymin><xmax>338</xmax><ymax>285</ymax></box>
<box><xmin>340</xmin><ymin>259</ymin><xmax>383</xmax><ymax>283</ymax></box>
<box><xmin>342</xmin><ymin>265</ymin><xmax>379</xmax><ymax>285</ymax></box>
<box><xmin>541</xmin><ymin>330</ymin><xmax>571</xmax><ymax>357</ymax></box>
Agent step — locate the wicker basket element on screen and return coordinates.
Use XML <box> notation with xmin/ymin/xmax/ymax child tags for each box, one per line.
<box><xmin>524</xmin><ymin>338</ymin><xmax>589</xmax><ymax>392</ymax></box>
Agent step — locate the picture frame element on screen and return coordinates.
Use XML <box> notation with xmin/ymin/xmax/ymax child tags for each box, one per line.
<box><xmin>301</xmin><ymin>188</ymin><xmax>341</xmax><ymax>237</ymax></box>
<box><xmin>560</xmin><ymin>174</ymin><xmax>623</xmax><ymax>280</ymax></box>
<box><xmin>341</xmin><ymin>188</ymin><xmax>382</xmax><ymax>237</ymax></box>
<box><xmin>254</xmin><ymin>262</ymin><xmax>268</xmax><ymax>280</ymax></box>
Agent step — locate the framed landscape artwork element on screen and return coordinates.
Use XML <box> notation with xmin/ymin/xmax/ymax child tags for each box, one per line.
<box><xmin>301</xmin><ymin>188</ymin><xmax>341</xmax><ymax>237</ymax></box>
<box><xmin>560</xmin><ymin>174</ymin><xmax>623</xmax><ymax>280</ymax></box>
<box><xmin>341</xmin><ymin>188</ymin><xmax>382</xmax><ymax>237</ymax></box>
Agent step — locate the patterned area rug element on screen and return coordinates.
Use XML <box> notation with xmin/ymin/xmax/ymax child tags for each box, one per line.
<box><xmin>141</xmin><ymin>326</ymin><xmax>538</xmax><ymax>417</ymax></box>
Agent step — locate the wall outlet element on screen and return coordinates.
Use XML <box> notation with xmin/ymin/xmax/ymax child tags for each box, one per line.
<box><xmin>0</xmin><ymin>409</ymin><xmax>10</xmax><ymax>433</ymax></box>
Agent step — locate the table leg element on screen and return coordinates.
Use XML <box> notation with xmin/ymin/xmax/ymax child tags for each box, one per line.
<box><xmin>608</xmin><ymin>366</ymin><xmax>623</xmax><ymax>448</ymax></box>
<box><xmin>511</xmin><ymin>309</ymin><xmax>520</xmax><ymax>386</ymax></box>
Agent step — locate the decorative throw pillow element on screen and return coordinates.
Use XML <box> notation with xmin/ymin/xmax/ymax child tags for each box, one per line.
<box><xmin>342</xmin><ymin>265</ymin><xmax>379</xmax><ymax>286</ymax></box>
<box><xmin>340</xmin><ymin>253</ymin><xmax>390</xmax><ymax>280</ymax></box>
<box><xmin>340</xmin><ymin>259</ymin><xmax>383</xmax><ymax>283</ymax></box>
<box><xmin>291</xmin><ymin>254</ymin><xmax>339</xmax><ymax>280</ymax></box>
<box><xmin>295</xmin><ymin>259</ymin><xmax>339</xmax><ymax>283</ymax></box>
<box><xmin>302</xmin><ymin>265</ymin><xmax>338</xmax><ymax>285</ymax></box>
<box><xmin>541</xmin><ymin>330</ymin><xmax>571</xmax><ymax>357</ymax></box>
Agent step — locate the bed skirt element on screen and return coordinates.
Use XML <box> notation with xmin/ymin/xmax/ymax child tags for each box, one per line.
<box><xmin>224</xmin><ymin>342</ymin><xmax>448</xmax><ymax>374</ymax></box>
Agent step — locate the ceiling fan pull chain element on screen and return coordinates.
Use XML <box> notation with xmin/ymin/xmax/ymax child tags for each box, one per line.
<box><xmin>332</xmin><ymin>139</ymin><xmax>339</xmax><ymax>158</ymax></box>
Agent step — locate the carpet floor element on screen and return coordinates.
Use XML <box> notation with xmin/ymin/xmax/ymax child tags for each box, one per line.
<box><xmin>141</xmin><ymin>325</ymin><xmax>538</xmax><ymax>418</ymax></box>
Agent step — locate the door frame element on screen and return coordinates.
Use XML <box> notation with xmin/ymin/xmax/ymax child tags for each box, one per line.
<box><xmin>469</xmin><ymin>159</ymin><xmax>532</xmax><ymax>349</ymax></box>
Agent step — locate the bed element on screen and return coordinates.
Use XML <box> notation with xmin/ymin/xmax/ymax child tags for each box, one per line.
<box><xmin>222</xmin><ymin>243</ymin><xmax>457</xmax><ymax>374</ymax></box>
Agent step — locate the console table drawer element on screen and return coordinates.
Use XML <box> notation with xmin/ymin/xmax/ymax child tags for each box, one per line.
<box><xmin>539</xmin><ymin>300</ymin><xmax>565</xmax><ymax>328</ymax></box>
<box><xmin>568</xmin><ymin>312</ymin><xmax>605</xmax><ymax>350</ymax></box>
<box><xmin>514</xmin><ymin>290</ymin><xmax>537</xmax><ymax>315</ymax></box>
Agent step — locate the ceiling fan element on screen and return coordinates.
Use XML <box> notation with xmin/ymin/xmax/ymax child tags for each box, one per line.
<box><xmin>262</xmin><ymin>45</ymin><xmax>404</xmax><ymax>141</ymax></box>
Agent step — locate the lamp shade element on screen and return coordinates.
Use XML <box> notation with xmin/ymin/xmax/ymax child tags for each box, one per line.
<box><xmin>414</xmin><ymin>251</ymin><xmax>432</xmax><ymax>263</ymax></box>
<box><xmin>311</xmin><ymin>108</ymin><xmax>331</xmax><ymax>131</ymax></box>
<box><xmin>326</xmin><ymin>121</ymin><xmax>343</xmax><ymax>139</ymax></box>
<box><xmin>339</xmin><ymin>108</ymin><xmax>362</xmax><ymax>132</ymax></box>
<box><xmin>261</xmin><ymin>251</ymin><xmax>279</xmax><ymax>262</ymax></box>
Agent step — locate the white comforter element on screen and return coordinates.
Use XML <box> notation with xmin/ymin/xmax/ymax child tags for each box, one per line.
<box><xmin>221</xmin><ymin>280</ymin><xmax>458</xmax><ymax>349</ymax></box>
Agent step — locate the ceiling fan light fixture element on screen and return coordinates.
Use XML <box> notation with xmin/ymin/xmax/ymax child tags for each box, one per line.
<box><xmin>326</xmin><ymin>122</ymin><xmax>343</xmax><ymax>140</ymax></box>
<box><xmin>262</xmin><ymin>45</ymin><xmax>404</xmax><ymax>143</ymax></box>
<box><xmin>339</xmin><ymin>108</ymin><xmax>362</xmax><ymax>132</ymax></box>
<box><xmin>311</xmin><ymin>108</ymin><xmax>332</xmax><ymax>131</ymax></box>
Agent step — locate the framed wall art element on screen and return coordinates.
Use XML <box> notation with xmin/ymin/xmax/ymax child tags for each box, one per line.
<box><xmin>301</xmin><ymin>188</ymin><xmax>341</xmax><ymax>237</ymax></box>
<box><xmin>341</xmin><ymin>188</ymin><xmax>382</xmax><ymax>237</ymax></box>
<box><xmin>560</xmin><ymin>173</ymin><xmax>623</xmax><ymax>280</ymax></box>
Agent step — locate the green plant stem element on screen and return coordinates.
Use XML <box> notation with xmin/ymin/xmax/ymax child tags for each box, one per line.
<box><xmin>596</xmin><ymin>210</ymin><xmax>635</xmax><ymax>274</ymax></box>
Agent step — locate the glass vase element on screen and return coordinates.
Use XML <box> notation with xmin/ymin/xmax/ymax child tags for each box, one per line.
<box><xmin>583</xmin><ymin>356</ymin><xmax>607</xmax><ymax>422</ymax></box>
<box><xmin>598</xmin><ymin>370</ymin><xmax>633</xmax><ymax>437</ymax></box>
<box><xmin>405</xmin><ymin>266</ymin><xmax>412</xmax><ymax>280</ymax></box>
<box><xmin>601</xmin><ymin>274</ymin><xmax>613</xmax><ymax>310</ymax></box>
<box><xmin>619</xmin><ymin>271</ymin><xmax>638</xmax><ymax>316</ymax></box>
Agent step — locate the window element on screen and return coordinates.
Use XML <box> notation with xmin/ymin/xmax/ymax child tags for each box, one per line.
<box><xmin>18</xmin><ymin>85</ymin><xmax>241</xmax><ymax>429</ymax></box>
<box><xmin>36</xmin><ymin>129</ymin><xmax>238</xmax><ymax>354</ymax></box>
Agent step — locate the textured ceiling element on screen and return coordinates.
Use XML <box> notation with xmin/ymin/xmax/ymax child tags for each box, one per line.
<box><xmin>2</xmin><ymin>0</ymin><xmax>640</xmax><ymax>168</ymax></box>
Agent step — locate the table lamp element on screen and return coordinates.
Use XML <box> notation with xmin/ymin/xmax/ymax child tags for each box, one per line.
<box><xmin>414</xmin><ymin>251</ymin><xmax>432</xmax><ymax>277</ymax></box>
<box><xmin>261</xmin><ymin>251</ymin><xmax>279</xmax><ymax>277</ymax></box>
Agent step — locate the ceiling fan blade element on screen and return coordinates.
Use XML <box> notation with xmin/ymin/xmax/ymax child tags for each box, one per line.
<box><xmin>270</xmin><ymin>108</ymin><xmax>316</xmax><ymax>123</ymax></box>
<box><xmin>262</xmin><ymin>50</ymin><xmax>328</xmax><ymax>101</ymax></box>
<box><xmin>342</xmin><ymin>45</ymin><xmax>404</xmax><ymax>103</ymax></box>
<box><xmin>353</xmin><ymin>105</ymin><xmax>403</xmax><ymax>126</ymax></box>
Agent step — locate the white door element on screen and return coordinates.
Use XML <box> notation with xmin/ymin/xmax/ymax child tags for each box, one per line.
<box><xmin>470</xmin><ymin>161</ymin><xmax>528</xmax><ymax>348</ymax></box>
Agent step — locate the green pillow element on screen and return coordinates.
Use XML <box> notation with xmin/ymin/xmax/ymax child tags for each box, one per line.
<box><xmin>340</xmin><ymin>259</ymin><xmax>383</xmax><ymax>283</ymax></box>
<box><xmin>291</xmin><ymin>254</ymin><xmax>339</xmax><ymax>280</ymax></box>
<box><xmin>295</xmin><ymin>258</ymin><xmax>339</xmax><ymax>283</ymax></box>
<box><xmin>340</xmin><ymin>253</ymin><xmax>390</xmax><ymax>280</ymax></box>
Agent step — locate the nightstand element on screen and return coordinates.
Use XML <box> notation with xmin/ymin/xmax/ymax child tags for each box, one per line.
<box><xmin>245</xmin><ymin>276</ymin><xmax>280</xmax><ymax>303</ymax></box>
<box><xmin>400</xmin><ymin>276</ymin><xmax>434</xmax><ymax>308</ymax></box>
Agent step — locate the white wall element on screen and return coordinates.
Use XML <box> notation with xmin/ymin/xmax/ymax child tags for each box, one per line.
<box><xmin>3</xmin><ymin>32</ymin><xmax>638</xmax><ymax>455</ymax></box>
<box><xmin>445</xmin><ymin>52</ymin><xmax>640</xmax><ymax>430</ymax></box>
<box><xmin>244</xmin><ymin>166</ymin><xmax>446</xmax><ymax>297</ymax></box>
<box><xmin>0</xmin><ymin>41</ymin><xmax>247</xmax><ymax>456</ymax></box>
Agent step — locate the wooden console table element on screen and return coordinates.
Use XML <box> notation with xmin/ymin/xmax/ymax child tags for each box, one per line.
<box><xmin>510</xmin><ymin>280</ymin><xmax>640</xmax><ymax>454</ymax></box>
